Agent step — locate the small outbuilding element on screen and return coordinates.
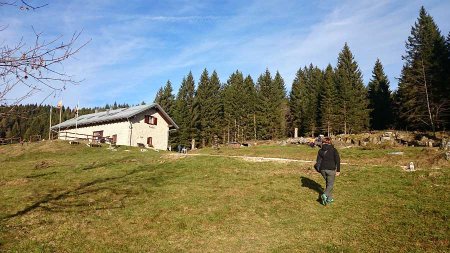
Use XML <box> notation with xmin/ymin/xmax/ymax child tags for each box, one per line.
<box><xmin>51</xmin><ymin>103</ymin><xmax>178</xmax><ymax>150</ymax></box>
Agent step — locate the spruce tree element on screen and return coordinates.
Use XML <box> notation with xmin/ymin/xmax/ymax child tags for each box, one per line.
<box><xmin>255</xmin><ymin>69</ymin><xmax>273</xmax><ymax>140</ymax></box>
<box><xmin>173</xmin><ymin>72</ymin><xmax>196</xmax><ymax>147</ymax></box>
<box><xmin>368</xmin><ymin>59</ymin><xmax>393</xmax><ymax>130</ymax></box>
<box><xmin>397</xmin><ymin>7</ymin><xmax>448</xmax><ymax>131</ymax></box>
<box><xmin>194</xmin><ymin>69</ymin><xmax>222</xmax><ymax>146</ymax></box>
<box><xmin>223</xmin><ymin>70</ymin><xmax>245</xmax><ymax>142</ymax></box>
<box><xmin>242</xmin><ymin>75</ymin><xmax>258</xmax><ymax>140</ymax></box>
<box><xmin>271</xmin><ymin>71</ymin><xmax>287</xmax><ymax>139</ymax></box>
<box><xmin>302</xmin><ymin>65</ymin><xmax>322</xmax><ymax>137</ymax></box>
<box><xmin>319</xmin><ymin>64</ymin><xmax>338</xmax><ymax>136</ymax></box>
<box><xmin>335</xmin><ymin>43</ymin><xmax>369</xmax><ymax>134</ymax></box>
<box><xmin>289</xmin><ymin>68</ymin><xmax>307</xmax><ymax>136</ymax></box>
<box><xmin>155</xmin><ymin>80</ymin><xmax>175</xmax><ymax>116</ymax></box>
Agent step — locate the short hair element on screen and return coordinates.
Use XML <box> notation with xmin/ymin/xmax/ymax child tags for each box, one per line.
<box><xmin>323</xmin><ymin>137</ymin><xmax>332</xmax><ymax>144</ymax></box>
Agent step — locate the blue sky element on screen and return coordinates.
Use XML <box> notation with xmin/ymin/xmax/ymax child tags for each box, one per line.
<box><xmin>2</xmin><ymin>0</ymin><xmax>450</xmax><ymax>108</ymax></box>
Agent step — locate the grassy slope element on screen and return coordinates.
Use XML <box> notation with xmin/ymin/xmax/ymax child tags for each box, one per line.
<box><xmin>0</xmin><ymin>141</ymin><xmax>449</xmax><ymax>252</ymax></box>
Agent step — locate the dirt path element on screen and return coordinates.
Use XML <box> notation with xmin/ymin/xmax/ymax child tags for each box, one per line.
<box><xmin>183</xmin><ymin>153</ymin><xmax>353</xmax><ymax>165</ymax></box>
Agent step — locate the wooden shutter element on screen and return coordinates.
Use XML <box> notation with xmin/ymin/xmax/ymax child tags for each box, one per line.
<box><xmin>147</xmin><ymin>137</ymin><xmax>152</xmax><ymax>146</ymax></box>
<box><xmin>152</xmin><ymin>117</ymin><xmax>158</xmax><ymax>125</ymax></box>
<box><xmin>144</xmin><ymin>115</ymin><xmax>150</xmax><ymax>124</ymax></box>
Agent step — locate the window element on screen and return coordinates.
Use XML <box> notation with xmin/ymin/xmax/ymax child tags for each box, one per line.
<box><xmin>144</xmin><ymin>115</ymin><xmax>157</xmax><ymax>125</ymax></box>
<box><xmin>147</xmin><ymin>137</ymin><xmax>153</xmax><ymax>147</ymax></box>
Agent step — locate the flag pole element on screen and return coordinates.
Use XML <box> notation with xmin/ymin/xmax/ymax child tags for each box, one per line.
<box><xmin>76</xmin><ymin>100</ymin><xmax>79</xmax><ymax>130</ymax></box>
<box><xmin>49</xmin><ymin>106</ymin><xmax>52</xmax><ymax>140</ymax></box>
<box><xmin>58</xmin><ymin>101</ymin><xmax>62</xmax><ymax>136</ymax></box>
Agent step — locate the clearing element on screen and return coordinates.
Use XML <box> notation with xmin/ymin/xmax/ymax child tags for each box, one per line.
<box><xmin>0</xmin><ymin>141</ymin><xmax>449</xmax><ymax>252</ymax></box>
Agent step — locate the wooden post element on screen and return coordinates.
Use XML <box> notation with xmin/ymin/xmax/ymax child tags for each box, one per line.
<box><xmin>294</xmin><ymin>128</ymin><xmax>298</xmax><ymax>138</ymax></box>
<box><xmin>253</xmin><ymin>113</ymin><xmax>257</xmax><ymax>140</ymax></box>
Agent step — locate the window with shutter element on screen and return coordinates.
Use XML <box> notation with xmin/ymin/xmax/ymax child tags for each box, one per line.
<box><xmin>152</xmin><ymin>117</ymin><xmax>158</xmax><ymax>125</ymax></box>
<box><xmin>144</xmin><ymin>115</ymin><xmax>150</xmax><ymax>124</ymax></box>
<box><xmin>147</xmin><ymin>137</ymin><xmax>152</xmax><ymax>147</ymax></box>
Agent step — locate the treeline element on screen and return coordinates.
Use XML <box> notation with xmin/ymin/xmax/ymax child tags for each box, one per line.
<box><xmin>0</xmin><ymin>102</ymin><xmax>131</xmax><ymax>140</ymax></box>
<box><xmin>1</xmin><ymin>7</ymin><xmax>449</xmax><ymax>145</ymax></box>
<box><xmin>155</xmin><ymin>7</ymin><xmax>449</xmax><ymax>147</ymax></box>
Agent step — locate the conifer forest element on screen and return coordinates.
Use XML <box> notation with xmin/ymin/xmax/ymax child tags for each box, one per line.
<box><xmin>1</xmin><ymin>7</ymin><xmax>449</xmax><ymax>146</ymax></box>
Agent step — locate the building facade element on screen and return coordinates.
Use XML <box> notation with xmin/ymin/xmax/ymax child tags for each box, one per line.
<box><xmin>52</xmin><ymin>104</ymin><xmax>178</xmax><ymax>150</ymax></box>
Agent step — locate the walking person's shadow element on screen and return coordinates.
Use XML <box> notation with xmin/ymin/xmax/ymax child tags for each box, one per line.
<box><xmin>300</xmin><ymin>176</ymin><xmax>323</xmax><ymax>204</ymax></box>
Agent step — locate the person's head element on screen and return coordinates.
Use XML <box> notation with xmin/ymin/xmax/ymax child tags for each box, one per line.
<box><xmin>323</xmin><ymin>137</ymin><xmax>332</xmax><ymax>144</ymax></box>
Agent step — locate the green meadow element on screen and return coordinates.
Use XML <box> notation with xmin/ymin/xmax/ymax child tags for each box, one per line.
<box><xmin>0</xmin><ymin>141</ymin><xmax>449</xmax><ymax>252</ymax></box>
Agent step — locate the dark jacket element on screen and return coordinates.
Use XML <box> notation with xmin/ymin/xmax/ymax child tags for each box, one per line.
<box><xmin>316</xmin><ymin>144</ymin><xmax>340</xmax><ymax>172</ymax></box>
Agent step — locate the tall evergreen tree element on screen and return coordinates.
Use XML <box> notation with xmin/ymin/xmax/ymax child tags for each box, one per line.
<box><xmin>302</xmin><ymin>65</ymin><xmax>322</xmax><ymax>137</ymax></box>
<box><xmin>335</xmin><ymin>43</ymin><xmax>369</xmax><ymax>134</ymax></box>
<box><xmin>194</xmin><ymin>69</ymin><xmax>222</xmax><ymax>146</ymax></box>
<box><xmin>319</xmin><ymin>64</ymin><xmax>338</xmax><ymax>136</ymax></box>
<box><xmin>255</xmin><ymin>69</ymin><xmax>272</xmax><ymax>140</ymax></box>
<box><xmin>288</xmin><ymin>68</ymin><xmax>306</xmax><ymax>136</ymax></box>
<box><xmin>154</xmin><ymin>80</ymin><xmax>175</xmax><ymax>116</ymax></box>
<box><xmin>368</xmin><ymin>59</ymin><xmax>393</xmax><ymax>130</ymax></box>
<box><xmin>242</xmin><ymin>75</ymin><xmax>258</xmax><ymax>140</ymax></box>
<box><xmin>223</xmin><ymin>70</ymin><xmax>244</xmax><ymax>142</ymax></box>
<box><xmin>173</xmin><ymin>72</ymin><xmax>196</xmax><ymax>147</ymax></box>
<box><xmin>271</xmin><ymin>71</ymin><xmax>288</xmax><ymax>139</ymax></box>
<box><xmin>397</xmin><ymin>7</ymin><xmax>449</xmax><ymax>131</ymax></box>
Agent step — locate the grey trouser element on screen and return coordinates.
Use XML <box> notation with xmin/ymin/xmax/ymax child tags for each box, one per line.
<box><xmin>320</xmin><ymin>170</ymin><xmax>336</xmax><ymax>199</ymax></box>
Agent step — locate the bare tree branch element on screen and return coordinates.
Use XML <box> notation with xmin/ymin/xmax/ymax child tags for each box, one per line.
<box><xmin>1</xmin><ymin>3</ymin><xmax>91</xmax><ymax>109</ymax></box>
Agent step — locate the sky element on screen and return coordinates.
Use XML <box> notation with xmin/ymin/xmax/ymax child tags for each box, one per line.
<box><xmin>1</xmin><ymin>0</ymin><xmax>450</xmax><ymax>108</ymax></box>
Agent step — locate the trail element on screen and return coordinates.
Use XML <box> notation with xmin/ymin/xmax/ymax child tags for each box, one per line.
<box><xmin>185</xmin><ymin>153</ymin><xmax>350</xmax><ymax>165</ymax></box>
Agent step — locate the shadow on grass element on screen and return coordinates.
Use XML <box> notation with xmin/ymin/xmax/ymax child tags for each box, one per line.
<box><xmin>300</xmin><ymin>176</ymin><xmax>324</xmax><ymax>204</ymax></box>
<box><xmin>1</xmin><ymin>165</ymin><xmax>153</xmax><ymax>220</ymax></box>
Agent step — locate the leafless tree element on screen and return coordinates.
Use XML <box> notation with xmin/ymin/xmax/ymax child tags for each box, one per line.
<box><xmin>0</xmin><ymin>0</ymin><xmax>89</xmax><ymax>116</ymax></box>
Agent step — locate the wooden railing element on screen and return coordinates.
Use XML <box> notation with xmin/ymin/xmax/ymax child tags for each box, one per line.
<box><xmin>57</xmin><ymin>131</ymin><xmax>116</xmax><ymax>144</ymax></box>
<box><xmin>0</xmin><ymin>137</ymin><xmax>21</xmax><ymax>145</ymax></box>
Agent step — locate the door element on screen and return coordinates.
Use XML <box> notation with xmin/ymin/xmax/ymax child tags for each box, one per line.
<box><xmin>147</xmin><ymin>137</ymin><xmax>152</xmax><ymax>147</ymax></box>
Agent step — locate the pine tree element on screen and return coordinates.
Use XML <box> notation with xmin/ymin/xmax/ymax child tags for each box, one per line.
<box><xmin>173</xmin><ymin>72</ymin><xmax>196</xmax><ymax>147</ymax></box>
<box><xmin>319</xmin><ymin>64</ymin><xmax>338</xmax><ymax>136</ymax></box>
<box><xmin>397</xmin><ymin>7</ymin><xmax>449</xmax><ymax>131</ymax></box>
<box><xmin>195</xmin><ymin>69</ymin><xmax>221</xmax><ymax>146</ymax></box>
<box><xmin>368</xmin><ymin>59</ymin><xmax>393</xmax><ymax>130</ymax></box>
<box><xmin>154</xmin><ymin>80</ymin><xmax>175</xmax><ymax>116</ymax></box>
<box><xmin>271</xmin><ymin>71</ymin><xmax>287</xmax><ymax>139</ymax></box>
<box><xmin>335</xmin><ymin>43</ymin><xmax>369</xmax><ymax>134</ymax></box>
<box><xmin>255</xmin><ymin>69</ymin><xmax>272</xmax><ymax>139</ymax></box>
<box><xmin>242</xmin><ymin>75</ymin><xmax>258</xmax><ymax>140</ymax></box>
<box><xmin>302</xmin><ymin>65</ymin><xmax>322</xmax><ymax>137</ymax></box>
<box><xmin>223</xmin><ymin>70</ymin><xmax>245</xmax><ymax>143</ymax></box>
<box><xmin>289</xmin><ymin>68</ymin><xmax>306</xmax><ymax>136</ymax></box>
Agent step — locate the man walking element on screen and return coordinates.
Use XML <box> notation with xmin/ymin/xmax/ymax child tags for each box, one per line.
<box><xmin>316</xmin><ymin>137</ymin><xmax>341</xmax><ymax>205</ymax></box>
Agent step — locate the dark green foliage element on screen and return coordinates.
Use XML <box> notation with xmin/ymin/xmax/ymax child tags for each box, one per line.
<box><xmin>172</xmin><ymin>72</ymin><xmax>197</xmax><ymax>147</ymax></box>
<box><xmin>368</xmin><ymin>59</ymin><xmax>393</xmax><ymax>130</ymax></box>
<box><xmin>154</xmin><ymin>80</ymin><xmax>175</xmax><ymax>116</ymax></box>
<box><xmin>288</xmin><ymin>68</ymin><xmax>305</xmax><ymax>136</ymax></box>
<box><xmin>396</xmin><ymin>7</ymin><xmax>449</xmax><ymax>131</ymax></box>
<box><xmin>223</xmin><ymin>71</ymin><xmax>255</xmax><ymax>142</ymax></box>
<box><xmin>335</xmin><ymin>43</ymin><xmax>369</xmax><ymax>134</ymax></box>
<box><xmin>0</xmin><ymin>104</ymin><xmax>98</xmax><ymax>141</ymax></box>
<box><xmin>255</xmin><ymin>69</ymin><xmax>286</xmax><ymax>140</ymax></box>
<box><xmin>194</xmin><ymin>69</ymin><xmax>222</xmax><ymax>146</ymax></box>
<box><xmin>302</xmin><ymin>65</ymin><xmax>322</xmax><ymax>137</ymax></box>
<box><xmin>319</xmin><ymin>64</ymin><xmax>338</xmax><ymax>136</ymax></box>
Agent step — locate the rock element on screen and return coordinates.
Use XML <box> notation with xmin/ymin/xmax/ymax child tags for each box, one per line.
<box><xmin>388</xmin><ymin>151</ymin><xmax>404</xmax><ymax>155</ymax></box>
<box><xmin>408</xmin><ymin>162</ymin><xmax>415</xmax><ymax>171</ymax></box>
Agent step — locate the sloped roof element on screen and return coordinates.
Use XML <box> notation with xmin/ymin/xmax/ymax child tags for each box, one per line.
<box><xmin>51</xmin><ymin>103</ymin><xmax>178</xmax><ymax>130</ymax></box>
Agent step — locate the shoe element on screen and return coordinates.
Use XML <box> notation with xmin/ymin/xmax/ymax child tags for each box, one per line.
<box><xmin>321</xmin><ymin>194</ymin><xmax>328</xmax><ymax>205</ymax></box>
<box><xmin>326</xmin><ymin>198</ymin><xmax>334</xmax><ymax>204</ymax></box>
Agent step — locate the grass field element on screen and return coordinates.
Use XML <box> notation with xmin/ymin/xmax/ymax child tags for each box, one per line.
<box><xmin>0</xmin><ymin>141</ymin><xmax>449</xmax><ymax>252</ymax></box>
